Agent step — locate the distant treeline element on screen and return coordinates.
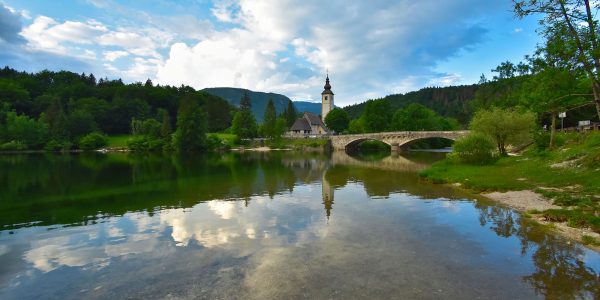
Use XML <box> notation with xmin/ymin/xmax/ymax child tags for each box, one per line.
<box><xmin>0</xmin><ymin>67</ymin><xmax>235</xmax><ymax>150</ymax></box>
<box><xmin>343</xmin><ymin>76</ymin><xmax>598</xmax><ymax>129</ymax></box>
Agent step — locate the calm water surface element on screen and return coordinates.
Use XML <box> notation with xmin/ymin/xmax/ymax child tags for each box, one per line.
<box><xmin>0</xmin><ymin>151</ymin><xmax>599</xmax><ymax>299</ymax></box>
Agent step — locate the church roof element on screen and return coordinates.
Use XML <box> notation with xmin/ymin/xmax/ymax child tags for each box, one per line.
<box><xmin>290</xmin><ymin>118</ymin><xmax>311</xmax><ymax>131</ymax></box>
<box><xmin>304</xmin><ymin>112</ymin><xmax>323</xmax><ymax>125</ymax></box>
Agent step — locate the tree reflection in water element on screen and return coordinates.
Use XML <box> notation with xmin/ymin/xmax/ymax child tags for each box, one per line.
<box><xmin>1</xmin><ymin>151</ymin><xmax>599</xmax><ymax>298</ymax></box>
<box><xmin>476</xmin><ymin>202</ymin><xmax>600</xmax><ymax>298</ymax></box>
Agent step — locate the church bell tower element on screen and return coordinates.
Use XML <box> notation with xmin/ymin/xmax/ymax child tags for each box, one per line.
<box><xmin>321</xmin><ymin>72</ymin><xmax>334</xmax><ymax>120</ymax></box>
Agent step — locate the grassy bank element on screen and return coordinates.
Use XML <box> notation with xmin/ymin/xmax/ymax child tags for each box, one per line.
<box><xmin>103</xmin><ymin>134</ymin><xmax>329</xmax><ymax>152</ymax></box>
<box><xmin>420</xmin><ymin>132</ymin><xmax>600</xmax><ymax>243</ymax></box>
<box><xmin>106</xmin><ymin>135</ymin><xmax>131</xmax><ymax>149</ymax></box>
<box><xmin>267</xmin><ymin>137</ymin><xmax>329</xmax><ymax>150</ymax></box>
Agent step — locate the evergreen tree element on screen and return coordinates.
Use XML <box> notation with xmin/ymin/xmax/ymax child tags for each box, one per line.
<box><xmin>44</xmin><ymin>98</ymin><xmax>68</xmax><ymax>140</ymax></box>
<box><xmin>262</xmin><ymin>99</ymin><xmax>277</xmax><ymax>137</ymax></box>
<box><xmin>172</xmin><ymin>95</ymin><xmax>207</xmax><ymax>152</ymax></box>
<box><xmin>240</xmin><ymin>92</ymin><xmax>251</xmax><ymax>110</ymax></box>
<box><xmin>231</xmin><ymin>92</ymin><xmax>258</xmax><ymax>139</ymax></box>
<box><xmin>159</xmin><ymin>109</ymin><xmax>172</xmax><ymax>140</ymax></box>
<box><xmin>284</xmin><ymin>100</ymin><xmax>297</xmax><ymax>126</ymax></box>
<box><xmin>232</xmin><ymin>110</ymin><xmax>258</xmax><ymax>139</ymax></box>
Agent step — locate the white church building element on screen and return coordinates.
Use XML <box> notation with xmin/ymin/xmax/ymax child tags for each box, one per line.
<box><xmin>287</xmin><ymin>74</ymin><xmax>334</xmax><ymax>137</ymax></box>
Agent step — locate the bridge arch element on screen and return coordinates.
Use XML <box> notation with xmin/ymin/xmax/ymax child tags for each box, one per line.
<box><xmin>394</xmin><ymin>136</ymin><xmax>457</xmax><ymax>150</ymax></box>
<box><xmin>330</xmin><ymin>131</ymin><xmax>470</xmax><ymax>152</ymax></box>
<box><xmin>344</xmin><ymin>138</ymin><xmax>392</xmax><ymax>151</ymax></box>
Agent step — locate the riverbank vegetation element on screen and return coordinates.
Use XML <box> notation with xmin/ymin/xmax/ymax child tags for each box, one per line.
<box><xmin>0</xmin><ymin>68</ymin><xmax>305</xmax><ymax>153</ymax></box>
<box><xmin>420</xmin><ymin>1</ymin><xmax>600</xmax><ymax>244</ymax></box>
<box><xmin>421</xmin><ymin>132</ymin><xmax>600</xmax><ymax>242</ymax></box>
<box><xmin>0</xmin><ymin>68</ymin><xmax>237</xmax><ymax>151</ymax></box>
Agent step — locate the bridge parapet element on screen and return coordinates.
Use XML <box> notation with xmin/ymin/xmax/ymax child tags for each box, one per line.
<box><xmin>330</xmin><ymin>130</ymin><xmax>470</xmax><ymax>151</ymax></box>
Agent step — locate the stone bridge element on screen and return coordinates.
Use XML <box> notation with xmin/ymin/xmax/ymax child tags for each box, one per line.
<box><xmin>330</xmin><ymin>130</ymin><xmax>470</xmax><ymax>151</ymax></box>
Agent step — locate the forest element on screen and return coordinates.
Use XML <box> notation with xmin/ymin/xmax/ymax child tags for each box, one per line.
<box><xmin>0</xmin><ymin>67</ymin><xmax>236</xmax><ymax>151</ymax></box>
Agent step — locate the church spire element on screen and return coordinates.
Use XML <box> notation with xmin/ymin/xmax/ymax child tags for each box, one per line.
<box><xmin>321</xmin><ymin>70</ymin><xmax>334</xmax><ymax>121</ymax></box>
<box><xmin>324</xmin><ymin>70</ymin><xmax>331</xmax><ymax>91</ymax></box>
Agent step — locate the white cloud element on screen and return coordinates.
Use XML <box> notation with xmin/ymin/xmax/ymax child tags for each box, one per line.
<box><xmin>103</xmin><ymin>50</ymin><xmax>129</xmax><ymax>61</ymax></box>
<box><xmin>428</xmin><ymin>73</ymin><xmax>463</xmax><ymax>87</ymax></box>
<box><xmin>7</xmin><ymin>0</ymin><xmax>513</xmax><ymax>105</ymax></box>
<box><xmin>156</xmin><ymin>0</ymin><xmax>496</xmax><ymax>105</ymax></box>
<box><xmin>21</xmin><ymin>17</ymin><xmax>108</xmax><ymax>53</ymax></box>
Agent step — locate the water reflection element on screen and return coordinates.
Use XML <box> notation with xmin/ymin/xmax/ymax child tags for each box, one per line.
<box><xmin>0</xmin><ymin>151</ymin><xmax>599</xmax><ymax>299</ymax></box>
<box><xmin>476</xmin><ymin>202</ymin><xmax>600</xmax><ymax>298</ymax></box>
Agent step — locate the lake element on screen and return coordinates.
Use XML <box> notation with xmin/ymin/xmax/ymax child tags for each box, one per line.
<box><xmin>0</xmin><ymin>151</ymin><xmax>599</xmax><ymax>299</ymax></box>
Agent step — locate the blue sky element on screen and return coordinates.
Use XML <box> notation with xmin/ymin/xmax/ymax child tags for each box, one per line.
<box><xmin>0</xmin><ymin>0</ymin><xmax>540</xmax><ymax>106</ymax></box>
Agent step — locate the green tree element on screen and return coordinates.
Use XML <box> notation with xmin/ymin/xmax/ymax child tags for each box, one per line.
<box><xmin>492</xmin><ymin>61</ymin><xmax>517</xmax><ymax>80</ymax></box>
<box><xmin>172</xmin><ymin>95</ymin><xmax>207</xmax><ymax>152</ymax></box>
<box><xmin>159</xmin><ymin>109</ymin><xmax>172</xmax><ymax>140</ymax></box>
<box><xmin>448</xmin><ymin>133</ymin><xmax>497</xmax><ymax>165</ymax></box>
<box><xmin>324</xmin><ymin>108</ymin><xmax>350</xmax><ymax>133</ymax></box>
<box><xmin>519</xmin><ymin>66</ymin><xmax>588</xmax><ymax>148</ymax></box>
<box><xmin>78</xmin><ymin>132</ymin><xmax>107</xmax><ymax>151</ymax></box>
<box><xmin>470</xmin><ymin>107</ymin><xmax>536</xmax><ymax>156</ymax></box>
<box><xmin>4</xmin><ymin>112</ymin><xmax>48</xmax><ymax>149</ymax></box>
<box><xmin>201</xmin><ymin>93</ymin><xmax>233</xmax><ymax>132</ymax></box>
<box><xmin>44</xmin><ymin>98</ymin><xmax>68</xmax><ymax>141</ymax></box>
<box><xmin>362</xmin><ymin>99</ymin><xmax>393</xmax><ymax>132</ymax></box>
<box><xmin>231</xmin><ymin>93</ymin><xmax>258</xmax><ymax>139</ymax></box>
<box><xmin>261</xmin><ymin>99</ymin><xmax>277</xmax><ymax>138</ymax></box>
<box><xmin>66</xmin><ymin>110</ymin><xmax>97</xmax><ymax>140</ymax></box>
<box><xmin>0</xmin><ymin>79</ymin><xmax>31</xmax><ymax>115</ymax></box>
<box><xmin>240</xmin><ymin>92</ymin><xmax>251</xmax><ymax>110</ymax></box>
<box><xmin>284</xmin><ymin>100</ymin><xmax>298</xmax><ymax>126</ymax></box>
<box><xmin>347</xmin><ymin>118</ymin><xmax>365</xmax><ymax>134</ymax></box>
<box><xmin>390</xmin><ymin>103</ymin><xmax>458</xmax><ymax>131</ymax></box>
<box><xmin>106</xmin><ymin>97</ymin><xmax>149</xmax><ymax>134</ymax></box>
<box><xmin>274</xmin><ymin>117</ymin><xmax>287</xmax><ymax>138</ymax></box>
<box><xmin>514</xmin><ymin>0</ymin><xmax>600</xmax><ymax>119</ymax></box>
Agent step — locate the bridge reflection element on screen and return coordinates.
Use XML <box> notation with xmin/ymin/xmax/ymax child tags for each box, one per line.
<box><xmin>316</xmin><ymin>151</ymin><xmax>478</xmax><ymax>220</ymax></box>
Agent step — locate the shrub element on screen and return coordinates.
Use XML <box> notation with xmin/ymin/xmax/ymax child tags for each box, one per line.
<box><xmin>533</xmin><ymin>130</ymin><xmax>551</xmax><ymax>150</ymax></box>
<box><xmin>205</xmin><ymin>135</ymin><xmax>223</xmax><ymax>150</ymax></box>
<box><xmin>0</xmin><ymin>140</ymin><xmax>27</xmax><ymax>151</ymax></box>
<box><xmin>78</xmin><ymin>132</ymin><xmax>107</xmax><ymax>151</ymax></box>
<box><xmin>127</xmin><ymin>135</ymin><xmax>165</xmax><ymax>152</ymax></box>
<box><xmin>44</xmin><ymin>140</ymin><xmax>72</xmax><ymax>152</ymax></box>
<box><xmin>448</xmin><ymin>133</ymin><xmax>496</xmax><ymax>165</ymax></box>
<box><xmin>127</xmin><ymin>136</ymin><xmax>150</xmax><ymax>152</ymax></box>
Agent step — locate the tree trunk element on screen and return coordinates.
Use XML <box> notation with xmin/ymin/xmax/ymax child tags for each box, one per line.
<box><xmin>593</xmin><ymin>81</ymin><xmax>600</xmax><ymax>121</ymax></box>
<box><xmin>549</xmin><ymin>113</ymin><xmax>557</xmax><ymax>149</ymax></box>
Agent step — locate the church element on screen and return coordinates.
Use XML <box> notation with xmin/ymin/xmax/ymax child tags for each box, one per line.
<box><xmin>287</xmin><ymin>74</ymin><xmax>334</xmax><ymax>137</ymax></box>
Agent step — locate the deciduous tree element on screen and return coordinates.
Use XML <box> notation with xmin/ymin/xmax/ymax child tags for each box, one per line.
<box><xmin>514</xmin><ymin>0</ymin><xmax>600</xmax><ymax>119</ymax></box>
<box><xmin>470</xmin><ymin>107</ymin><xmax>536</xmax><ymax>156</ymax></box>
<box><xmin>324</xmin><ymin>108</ymin><xmax>350</xmax><ymax>133</ymax></box>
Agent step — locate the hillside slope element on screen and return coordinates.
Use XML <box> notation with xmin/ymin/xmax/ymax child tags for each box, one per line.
<box><xmin>293</xmin><ymin>101</ymin><xmax>321</xmax><ymax>115</ymax></box>
<box><xmin>343</xmin><ymin>85</ymin><xmax>478</xmax><ymax>124</ymax></box>
<box><xmin>202</xmin><ymin>87</ymin><xmax>292</xmax><ymax>122</ymax></box>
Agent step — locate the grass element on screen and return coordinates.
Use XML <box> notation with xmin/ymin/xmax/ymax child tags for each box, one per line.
<box><xmin>420</xmin><ymin>131</ymin><xmax>600</xmax><ymax>233</ymax></box>
<box><xmin>106</xmin><ymin>135</ymin><xmax>132</xmax><ymax>148</ymax></box>
<box><xmin>581</xmin><ymin>235</ymin><xmax>600</xmax><ymax>246</ymax></box>
<box><xmin>268</xmin><ymin>137</ymin><xmax>329</xmax><ymax>149</ymax></box>
<box><xmin>208</xmin><ymin>133</ymin><xmax>238</xmax><ymax>146</ymax></box>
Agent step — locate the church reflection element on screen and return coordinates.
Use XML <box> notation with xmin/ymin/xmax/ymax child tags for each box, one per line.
<box><xmin>322</xmin><ymin>171</ymin><xmax>334</xmax><ymax>219</ymax></box>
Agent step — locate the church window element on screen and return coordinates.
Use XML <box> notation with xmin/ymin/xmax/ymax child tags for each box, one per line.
<box><xmin>324</xmin><ymin>96</ymin><xmax>328</xmax><ymax>100</ymax></box>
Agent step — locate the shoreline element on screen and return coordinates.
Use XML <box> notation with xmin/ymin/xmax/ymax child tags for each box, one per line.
<box><xmin>481</xmin><ymin>189</ymin><xmax>600</xmax><ymax>252</ymax></box>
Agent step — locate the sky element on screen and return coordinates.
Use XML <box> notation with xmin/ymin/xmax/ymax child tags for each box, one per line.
<box><xmin>0</xmin><ymin>0</ymin><xmax>540</xmax><ymax>106</ymax></box>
